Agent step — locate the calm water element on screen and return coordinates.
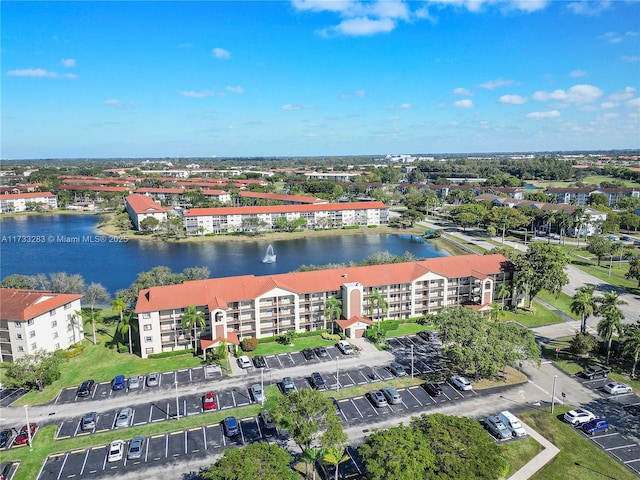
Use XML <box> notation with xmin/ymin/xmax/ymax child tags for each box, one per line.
<box><xmin>0</xmin><ymin>214</ymin><xmax>449</xmax><ymax>295</ymax></box>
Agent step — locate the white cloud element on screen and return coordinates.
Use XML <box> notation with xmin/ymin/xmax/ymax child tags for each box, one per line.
<box><xmin>453</xmin><ymin>87</ymin><xmax>473</xmax><ymax>96</ymax></box>
<box><xmin>454</xmin><ymin>99</ymin><xmax>473</xmax><ymax>108</ymax></box>
<box><xmin>212</xmin><ymin>48</ymin><xmax>231</xmax><ymax>59</ymax></box>
<box><xmin>532</xmin><ymin>84</ymin><xmax>603</xmax><ymax>104</ymax></box>
<box><xmin>478</xmin><ymin>78</ymin><xmax>516</xmax><ymax>90</ymax></box>
<box><xmin>498</xmin><ymin>94</ymin><xmax>527</xmax><ymax>105</ymax></box>
<box><xmin>599</xmin><ymin>102</ymin><xmax>616</xmax><ymax>109</ymax></box>
<box><xmin>355</xmin><ymin>89</ymin><xmax>366</xmax><ymax>98</ymax></box>
<box><xmin>512</xmin><ymin>0</ymin><xmax>548</xmax><ymax>12</ymax></box>
<box><xmin>566</xmin><ymin>0</ymin><xmax>611</xmax><ymax>16</ymax></box>
<box><xmin>388</xmin><ymin>102</ymin><xmax>412</xmax><ymax>109</ymax></box>
<box><xmin>325</xmin><ymin>17</ymin><xmax>396</xmax><ymax>36</ymax></box>
<box><xmin>599</xmin><ymin>31</ymin><xmax>623</xmax><ymax>44</ymax></box>
<box><xmin>103</xmin><ymin>99</ymin><xmax>122</xmax><ymax>107</ymax></box>
<box><xmin>282</xmin><ymin>104</ymin><xmax>302</xmax><ymax>110</ymax></box>
<box><xmin>226</xmin><ymin>86</ymin><xmax>244</xmax><ymax>94</ymax></box>
<box><xmin>7</xmin><ymin>68</ymin><xmax>77</xmax><ymax>79</ymax></box>
<box><xmin>60</xmin><ymin>58</ymin><xmax>76</xmax><ymax>68</ymax></box>
<box><xmin>621</xmin><ymin>56</ymin><xmax>640</xmax><ymax>63</ymax></box>
<box><xmin>570</xmin><ymin>69</ymin><xmax>587</xmax><ymax>77</ymax></box>
<box><xmin>626</xmin><ymin>97</ymin><xmax>640</xmax><ymax>109</ymax></box>
<box><xmin>609</xmin><ymin>87</ymin><xmax>637</xmax><ymax>101</ymax></box>
<box><xmin>526</xmin><ymin>110</ymin><xmax>561</xmax><ymax>119</ymax></box>
<box><xmin>178</xmin><ymin>90</ymin><xmax>217</xmax><ymax>98</ymax></box>
<box><xmin>291</xmin><ymin>0</ymin><xmax>354</xmax><ymax>13</ymax></box>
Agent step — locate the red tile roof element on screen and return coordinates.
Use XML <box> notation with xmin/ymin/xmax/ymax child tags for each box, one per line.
<box><xmin>0</xmin><ymin>289</ymin><xmax>82</xmax><ymax>321</ymax></box>
<box><xmin>0</xmin><ymin>192</ymin><xmax>55</xmax><ymax>200</ymax></box>
<box><xmin>125</xmin><ymin>194</ymin><xmax>168</xmax><ymax>214</ymax></box>
<box><xmin>239</xmin><ymin>191</ymin><xmax>328</xmax><ymax>204</ymax></box>
<box><xmin>135</xmin><ymin>254</ymin><xmax>509</xmax><ymax>313</ymax></box>
<box><xmin>336</xmin><ymin>316</ymin><xmax>374</xmax><ymax>329</ymax></box>
<box><xmin>184</xmin><ymin>201</ymin><xmax>387</xmax><ymax>217</ymax></box>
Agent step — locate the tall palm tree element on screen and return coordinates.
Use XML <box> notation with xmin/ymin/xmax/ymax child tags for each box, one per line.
<box><xmin>570</xmin><ymin>286</ymin><xmax>596</xmax><ymax>334</ymax></box>
<box><xmin>301</xmin><ymin>446</ymin><xmax>323</xmax><ymax>480</ymax></box>
<box><xmin>116</xmin><ymin>312</ymin><xmax>135</xmax><ymax>354</ymax></box>
<box><xmin>495</xmin><ymin>282</ymin><xmax>511</xmax><ymax>309</ymax></box>
<box><xmin>622</xmin><ymin>323</ymin><xmax>640</xmax><ymax>378</ymax></box>
<box><xmin>369</xmin><ymin>289</ymin><xmax>388</xmax><ymax>332</ymax></box>
<box><xmin>556</xmin><ymin>212</ymin><xmax>573</xmax><ymax>246</ymax></box>
<box><xmin>543</xmin><ymin>210</ymin><xmax>556</xmax><ymax>243</ymax></box>
<box><xmin>324</xmin><ymin>296</ymin><xmax>342</xmax><ymax>335</ymax></box>
<box><xmin>322</xmin><ymin>447</ymin><xmax>349</xmax><ymax>480</ymax></box>
<box><xmin>182</xmin><ymin>305</ymin><xmax>206</xmax><ymax>353</ymax></box>
<box><xmin>597</xmin><ymin>305</ymin><xmax>625</xmax><ymax>365</ymax></box>
<box><xmin>572</xmin><ymin>207</ymin><xmax>587</xmax><ymax>248</ymax></box>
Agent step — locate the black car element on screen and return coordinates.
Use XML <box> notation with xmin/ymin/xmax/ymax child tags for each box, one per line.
<box><xmin>77</xmin><ymin>379</ymin><xmax>95</xmax><ymax>398</ymax></box>
<box><xmin>252</xmin><ymin>355</ymin><xmax>267</xmax><ymax>368</ymax></box>
<box><xmin>423</xmin><ymin>382</ymin><xmax>443</xmax><ymax>397</ymax></box>
<box><xmin>302</xmin><ymin>348</ymin><xmax>316</xmax><ymax>360</ymax></box>
<box><xmin>389</xmin><ymin>362</ymin><xmax>407</xmax><ymax>377</ymax></box>
<box><xmin>282</xmin><ymin>377</ymin><xmax>295</xmax><ymax>394</ymax></box>
<box><xmin>311</xmin><ymin>372</ymin><xmax>327</xmax><ymax>390</ymax></box>
<box><xmin>581</xmin><ymin>365</ymin><xmax>610</xmax><ymax>380</ymax></box>
<box><xmin>0</xmin><ymin>430</ymin><xmax>12</xmax><ymax>448</ymax></box>
<box><xmin>417</xmin><ymin>331</ymin><xmax>433</xmax><ymax>342</ymax></box>
<box><xmin>314</xmin><ymin>346</ymin><xmax>329</xmax><ymax>358</ymax></box>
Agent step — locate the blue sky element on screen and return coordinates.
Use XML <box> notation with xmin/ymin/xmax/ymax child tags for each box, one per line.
<box><xmin>2</xmin><ymin>1</ymin><xmax>639</xmax><ymax>159</ymax></box>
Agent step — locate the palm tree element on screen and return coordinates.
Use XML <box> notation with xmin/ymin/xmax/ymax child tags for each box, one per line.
<box><xmin>622</xmin><ymin>323</ymin><xmax>640</xmax><ymax>378</ymax></box>
<box><xmin>182</xmin><ymin>305</ymin><xmax>206</xmax><ymax>354</ymax></box>
<box><xmin>556</xmin><ymin>212</ymin><xmax>573</xmax><ymax>246</ymax></box>
<box><xmin>301</xmin><ymin>446</ymin><xmax>323</xmax><ymax>480</ymax></box>
<box><xmin>324</xmin><ymin>296</ymin><xmax>342</xmax><ymax>335</ymax></box>
<box><xmin>543</xmin><ymin>210</ymin><xmax>556</xmax><ymax>243</ymax></box>
<box><xmin>369</xmin><ymin>289</ymin><xmax>388</xmax><ymax>332</ymax></box>
<box><xmin>570</xmin><ymin>286</ymin><xmax>596</xmax><ymax>334</ymax></box>
<box><xmin>572</xmin><ymin>207</ymin><xmax>587</xmax><ymax>248</ymax></box>
<box><xmin>70</xmin><ymin>310</ymin><xmax>84</xmax><ymax>344</ymax></box>
<box><xmin>322</xmin><ymin>447</ymin><xmax>349</xmax><ymax>480</ymax></box>
<box><xmin>495</xmin><ymin>282</ymin><xmax>511</xmax><ymax>309</ymax></box>
<box><xmin>597</xmin><ymin>305</ymin><xmax>625</xmax><ymax>365</ymax></box>
<box><xmin>116</xmin><ymin>312</ymin><xmax>135</xmax><ymax>355</ymax></box>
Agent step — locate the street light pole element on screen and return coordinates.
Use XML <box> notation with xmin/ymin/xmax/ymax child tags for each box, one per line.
<box><xmin>336</xmin><ymin>357</ymin><xmax>340</xmax><ymax>393</ymax></box>
<box><xmin>411</xmin><ymin>345</ymin><xmax>414</xmax><ymax>378</ymax></box>
<box><xmin>261</xmin><ymin>368</ymin><xmax>265</xmax><ymax>405</ymax></box>
<box><xmin>24</xmin><ymin>405</ymin><xmax>32</xmax><ymax>450</ymax></box>
<box><xmin>551</xmin><ymin>375</ymin><xmax>558</xmax><ymax>414</ymax></box>
<box><xmin>174</xmin><ymin>381</ymin><xmax>179</xmax><ymax>420</ymax></box>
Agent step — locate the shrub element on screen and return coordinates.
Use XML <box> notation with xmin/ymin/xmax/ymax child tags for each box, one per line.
<box><xmin>379</xmin><ymin>320</ymin><xmax>400</xmax><ymax>332</ymax></box>
<box><xmin>569</xmin><ymin>332</ymin><xmax>598</xmax><ymax>356</ymax></box>
<box><xmin>241</xmin><ymin>337</ymin><xmax>259</xmax><ymax>352</ymax></box>
<box><xmin>63</xmin><ymin>343</ymin><xmax>85</xmax><ymax>358</ymax></box>
<box><xmin>321</xmin><ymin>332</ymin><xmax>341</xmax><ymax>341</ymax></box>
<box><xmin>342</xmin><ymin>225</ymin><xmax>360</xmax><ymax>230</ymax></box>
<box><xmin>147</xmin><ymin>348</ymin><xmax>194</xmax><ymax>359</ymax></box>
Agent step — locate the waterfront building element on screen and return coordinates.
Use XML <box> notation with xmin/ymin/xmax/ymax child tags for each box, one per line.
<box><xmin>0</xmin><ymin>289</ymin><xmax>83</xmax><ymax>362</ymax></box>
<box><xmin>134</xmin><ymin>253</ymin><xmax>513</xmax><ymax>358</ymax></box>
<box><xmin>0</xmin><ymin>192</ymin><xmax>58</xmax><ymax>213</ymax></box>
<box><xmin>125</xmin><ymin>194</ymin><xmax>168</xmax><ymax>230</ymax></box>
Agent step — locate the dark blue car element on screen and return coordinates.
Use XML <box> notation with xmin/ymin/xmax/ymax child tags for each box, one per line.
<box><xmin>582</xmin><ymin>418</ymin><xmax>609</xmax><ymax>435</ymax></box>
<box><xmin>111</xmin><ymin>375</ymin><xmax>126</xmax><ymax>391</ymax></box>
<box><xmin>223</xmin><ymin>416</ymin><xmax>239</xmax><ymax>437</ymax></box>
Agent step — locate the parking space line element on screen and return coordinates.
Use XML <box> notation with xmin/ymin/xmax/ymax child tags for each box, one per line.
<box><xmin>606</xmin><ymin>443</ymin><xmax>637</xmax><ymax>450</ymax></box>
<box><xmin>165</xmin><ymin>433</ymin><xmax>169</xmax><ymax>458</ymax></box>
<box><xmin>55</xmin><ymin>452</ymin><xmax>69</xmax><ymax>480</ymax></box>
<box><xmin>203</xmin><ymin>426</ymin><xmax>208</xmax><ymax>450</ymax></box>
<box><xmin>624</xmin><ymin>458</ymin><xmax>640</xmax><ymax>464</ymax></box>
<box><xmin>406</xmin><ymin>387</ymin><xmax>424</xmax><ymax>406</ymax></box>
<box><xmin>350</xmin><ymin>398</ymin><xmax>364</xmax><ymax>418</ymax></box>
<box><xmin>79</xmin><ymin>448</ymin><xmax>90</xmax><ymax>476</ymax></box>
<box><xmin>356</xmin><ymin>371</ymin><xmax>369</xmax><ymax>384</ymax></box>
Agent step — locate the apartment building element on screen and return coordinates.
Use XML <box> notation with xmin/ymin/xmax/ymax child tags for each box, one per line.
<box><xmin>125</xmin><ymin>194</ymin><xmax>168</xmax><ymax>230</ymax></box>
<box><xmin>183</xmin><ymin>201</ymin><xmax>388</xmax><ymax>235</ymax></box>
<box><xmin>0</xmin><ymin>289</ymin><xmax>84</xmax><ymax>362</ymax></box>
<box><xmin>0</xmin><ymin>192</ymin><xmax>58</xmax><ymax>213</ymax></box>
<box><xmin>134</xmin><ymin>253</ymin><xmax>513</xmax><ymax>358</ymax></box>
<box><xmin>547</xmin><ymin>187</ymin><xmax>640</xmax><ymax>207</ymax></box>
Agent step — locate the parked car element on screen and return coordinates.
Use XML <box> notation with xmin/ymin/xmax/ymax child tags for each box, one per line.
<box><xmin>259</xmin><ymin>410</ymin><xmax>276</xmax><ymax>430</ymax></box>
<box><xmin>13</xmin><ymin>424</ymin><xmax>37</xmax><ymax>446</ymax></box>
<box><xmin>336</xmin><ymin>340</ymin><xmax>353</xmax><ymax>355</ymax></box>
<box><xmin>250</xmin><ymin>384</ymin><xmax>266</xmax><ymax>403</ymax></box>
<box><xmin>81</xmin><ymin>412</ymin><xmax>97</xmax><ymax>431</ymax></box>
<box><xmin>0</xmin><ymin>430</ymin><xmax>12</xmax><ymax>449</ymax></box>
<box><xmin>127</xmin><ymin>436</ymin><xmax>145</xmax><ymax>460</ymax></box>
<box><xmin>485</xmin><ymin>416</ymin><xmax>512</xmax><ymax>440</ymax></box>
<box><xmin>423</xmin><ymin>382</ymin><xmax>443</xmax><ymax>397</ymax></box>
<box><xmin>311</xmin><ymin>372</ymin><xmax>327</xmax><ymax>390</ymax></box>
<box><xmin>252</xmin><ymin>355</ymin><xmax>267</xmax><ymax>368</ymax></box>
<box><xmin>389</xmin><ymin>362</ymin><xmax>407</xmax><ymax>377</ymax></box>
<box><xmin>237</xmin><ymin>355</ymin><xmax>252</xmax><ymax>369</ymax></box>
<box><xmin>450</xmin><ymin>375</ymin><xmax>472</xmax><ymax>391</ymax></box>
<box><xmin>603</xmin><ymin>381</ymin><xmax>633</xmax><ymax>395</ymax></box>
<box><xmin>417</xmin><ymin>331</ymin><xmax>434</xmax><ymax>342</ymax></box>
<box><xmin>498</xmin><ymin>411</ymin><xmax>527</xmax><ymax>437</ymax></box>
<box><xmin>114</xmin><ymin>408</ymin><xmax>133</xmax><ymax>428</ymax></box>
<box><xmin>382</xmin><ymin>386</ymin><xmax>402</xmax><ymax>405</ymax></box>
<box><xmin>367</xmin><ymin>390</ymin><xmax>389</xmax><ymax>408</ymax></box>
<box><xmin>314</xmin><ymin>346</ymin><xmax>329</xmax><ymax>358</ymax></box>
<box><xmin>582</xmin><ymin>418</ymin><xmax>610</xmax><ymax>435</ymax></box>
<box><xmin>564</xmin><ymin>408</ymin><xmax>596</xmax><ymax>426</ymax></box>
<box><xmin>128</xmin><ymin>376</ymin><xmax>141</xmax><ymax>389</ymax></box>
<box><xmin>282</xmin><ymin>377</ymin><xmax>295</xmax><ymax>394</ymax></box>
<box><xmin>203</xmin><ymin>391</ymin><xmax>217</xmax><ymax>411</ymax></box>
<box><xmin>302</xmin><ymin>348</ymin><xmax>316</xmax><ymax>360</ymax></box>
<box><xmin>223</xmin><ymin>416</ymin><xmax>239</xmax><ymax>437</ymax></box>
<box><xmin>146</xmin><ymin>372</ymin><xmax>160</xmax><ymax>387</ymax></box>
<box><xmin>581</xmin><ymin>366</ymin><xmax>610</xmax><ymax>380</ymax></box>
<box><xmin>111</xmin><ymin>375</ymin><xmax>126</xmax><ymax>391</ymax></box>
<box><xmin>107</xmin><ymin>440</ymin><xmax>125</xmax><ymax>462</ymax></box>
<box><xmin>77</xmin><ymin>379</ymin><xmax>95</xmax><ymax>397</ymax></box>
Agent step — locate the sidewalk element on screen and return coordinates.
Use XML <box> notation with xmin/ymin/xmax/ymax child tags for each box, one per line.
<box><xmin>508</xmin><ymin>422</ymin><xmax>560</xmax><ymax>480</ymax></box>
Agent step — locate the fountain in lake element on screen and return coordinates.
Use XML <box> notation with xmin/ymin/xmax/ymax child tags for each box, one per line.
<box><xmin>262</xmin><ymin>244</ymin><xmax>276</xmax><ymax>263</ymax></box>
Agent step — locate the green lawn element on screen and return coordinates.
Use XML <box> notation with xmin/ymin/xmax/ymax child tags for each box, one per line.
<box><xmin>498</xmin><ymin>436</ymin><xmax>543</xmax><ymax>477</ymax></box>
<box><xmin>520</xmin><ymin>408</ymin><xmax>639</xmax><ymax>480</ymax></box>
<box><xmin>535</xmin><ymin>291</ymin><xmax>579</xmax><ymax>320</ymax></box>
<box><xmin>502</xmin><ymin>301</ymin><xmax>566</xmax><ymax>328</ymax></box>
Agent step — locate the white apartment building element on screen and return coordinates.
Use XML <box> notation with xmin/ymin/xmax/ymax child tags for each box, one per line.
<box><xmin>125</xmin><ymin>194</ymin><xmax>168</xmax><ymax>230</ymax></box>
<box><xmin>0</xmin><ymin>289</ymin><xmax>84</xmax><ymax>362</ymax></box>
<box><xmin>0</xmin><ymin>192</ymin><xmax>58</xmax><ymax>213</ymax></box>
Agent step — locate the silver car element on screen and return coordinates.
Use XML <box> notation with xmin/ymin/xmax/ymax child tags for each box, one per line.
<box><xmin>250</xmin><ymin>384</ymin><xmax>266</xmax><ymax>403</ymax></box>
<box><xmin>146</xmin><ymin>372</ymin><xmax>160</xmax><ymax>387</ymax></box>
<box><xmin>114</xmin><ymin>407</ymin><xmax>133</xmax><ymax>428</ymax></box>
<box><xmin>81</xmin><ymin>412</ymin><xmax>96</xmax><ymax>431</ymax></box>
<box><xmin>485</xmin><ymin>416</ymin><xmax>512</xmax><ymax>440</ymax></box>
<box><xmin>367</xmin><ymin>390</ymin><xmax>388</xmax><ymax>408</ymax></box>
<box><xmin>382</xmin><ymin>386</ymin><xmax>402</xmax><ymax>405</ymax></box>
<box><xmin>127</xmin><ymin>435</ymin><xmax>145</xmax><ymax>460</ymax></box>
<box><xmin>128</xmin><ymin>376</ymin><xmax>141</xmax><ymax>389</ymax></box>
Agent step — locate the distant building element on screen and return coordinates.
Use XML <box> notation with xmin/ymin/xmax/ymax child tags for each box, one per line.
<box><xmin>546</xmin><ymin>187</ymin><xmax>640</xmax><ymax>207</ymax></box>
<box><xmin>125</xmin><ymin>194</ymin><xmax>168</xmax><ymax>231</ymax></box>
<box><xmin>134</xmin><ymin>253</ymin><xmax>513</xmax><ymax>358</ymax></box>
<box><xmin>0</xmin><ymin>289</ymin><xmax>83</xmax><ymax>362</ymax></box>
<box><xmin>237</xmin><ymin>191</ymin><xmax>328</xmax><ymax>206</ymax></box>
<box><xmin>0</xmin><ymin>192</ymin><xmax>58</xmax><ymax>213</ymax></box>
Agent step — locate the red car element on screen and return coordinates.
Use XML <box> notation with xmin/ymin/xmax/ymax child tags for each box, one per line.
<box><xmin>13</xmin><ymin>423</ymin><xmax>37</xmax><ymax>446</ymax></box>
<box><xmin>203</xmin><ymin>391</ymin><xmax>217</xmax><ymax>411</ymax></box>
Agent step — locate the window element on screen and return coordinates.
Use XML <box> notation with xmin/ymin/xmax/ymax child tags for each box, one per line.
<box><xmin>30</xmin><ymin>343</ymin><xmax>37</xmax><ymax>350</ymax></box>
<box><xmin>143</xmin><ymin>324</ymin><xmax>152</xmax><ymax>331</ymax></box>
<box><xmin>142</xmin><ymin>312</ymin><xmax>151</xmax><ymax>319</ymax></box>
<box><xmin>52</xmin><ymin>332</ymin><xmax>58</xmax><ymax>339</ymax></box>
<box><xmin>16</xmin><ymin>333</ymin><xmax>23</xmax><ymax>340</ymax></box>
<box><xmin>17</xmin><ymin>346</ymin><xmax>24</xmax><ymax>352</ymax></box>
<box><xmin>144</xmin><ymin>336</ymin><xmax>153</xmax><ymax>343</ymax></box>
<box><xmin>67</xmin><ymin>324</ymin><xmax>73</xmax><ymax>332</ymax></box>
<box><xmin>54</xmin><ymin>343</ymin><xmax>60</xmax><ymax>349</ymax></box>
<box><xmin>29</xmin><ymin>331</ymin><xmax>36</xmax><ymax>338</ymax></box>
<box><xmin>64</xmin><ymin>303</ymin><xmax>72</xmax><ymax>309</ymax></box>
<box><xmin>51</xmin><ymin>320</ymin><xmax>58</xmax><ymax>328</ymax></box>
<box><xmin>27</xmin><ymin>319</ymin><xmax>34</xmax><ymax>326</ymax></box>
<box><xmin>68</xmin><ymin>336</ymin><xmax>74</xmax><ymax>343</ymax></box>
<box><xmin>66</xmin><ymin>314</ymin><xmax>72</xmax><ymax>322</ymax></box>
<box><xmin>50</xmin><ymin>309</ymin><xmax>56</xmax><ymax>316</ymax></box>
<box><xmin>145</xmin><ymin>347</ymin><xmax>154</xmax><ymax>354</ymax></box>
<box><xmin>14</xmin><ymin>321</ymin><xmax>21</xmax><ymax>328</ymax></box>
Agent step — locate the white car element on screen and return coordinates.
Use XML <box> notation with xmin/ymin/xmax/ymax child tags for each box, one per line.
<box><xmin>107</xmin><ymin>440</ymin><xmax>125</xmax><ymax>462</ymax></box>
<box><xmin>237</xmin><ymin>355</ymin><xmax>252</xmax><ymax>369</ymax></box>
<box><xmin>603</xmin><ymin>381</ymin><xmax>633</xmax><ymax>395</ymax></box>
<box><xmin>336</xmin><ymin>340</ymin><xmax>353</xmax><ymax>355</ymax></box>
<box><xmin>450</xmin><ymin>375</ymin><xmax>472</xmax><ymax>391</ymax></box>
<box><xmin>564</xmin><ymin>408</ymin><xmax>596</xmax><ymax>426</ymax></box>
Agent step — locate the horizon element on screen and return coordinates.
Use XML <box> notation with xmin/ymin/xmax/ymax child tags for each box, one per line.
<box><xmin>2</xmin><ymin>1</ymin><xmax>639</xmax><ymax>158</ymax></box>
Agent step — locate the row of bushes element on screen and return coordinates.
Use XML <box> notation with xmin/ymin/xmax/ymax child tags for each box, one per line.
<box><xmin>148</xmin><ymin>348</ymin><xmax>195</xmax><ymax>359</ymax></box>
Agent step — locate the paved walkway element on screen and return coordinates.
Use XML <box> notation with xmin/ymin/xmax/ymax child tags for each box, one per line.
<box><xmin>508</xmin><ymin>422</ymin><xmax>560</xmax><ymax>480</ymax></box>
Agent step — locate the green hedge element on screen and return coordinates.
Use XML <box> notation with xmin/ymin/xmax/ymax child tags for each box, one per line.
<box><xmin>342</xmin><ymin>225</ymin><xmax>361</xmax><ymax>230</ymax></box>
<box><xmin>147</xmin><ymin>348</ymin><xmax>194</xmax><ymax>359</ymax></box>
<box><xmin>321</xmin><ymin>332</ymin><xmax>341</xmax><ymax>341</ymax></box>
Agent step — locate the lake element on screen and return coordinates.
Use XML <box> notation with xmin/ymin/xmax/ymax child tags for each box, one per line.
<box><xmin>0</xmin><ymin>214</ymin><xmax>449</xmax><ymax>295</ymax></box>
